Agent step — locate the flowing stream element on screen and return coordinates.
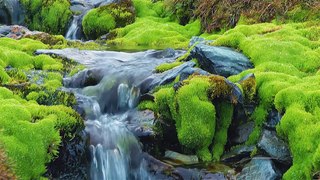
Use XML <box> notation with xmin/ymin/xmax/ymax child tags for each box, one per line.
<box><xmin>59</xmin><ymin>49</ymin><xmax>184</xmax><ymax>179</ymax></box>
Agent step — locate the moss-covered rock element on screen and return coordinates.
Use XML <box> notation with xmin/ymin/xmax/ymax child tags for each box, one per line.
<box><xmin>150</xmin><ymin>75</ymin><xmax>238</xmax><ymax>161</ymax></box>
<box><xmin>0</xmin><ymin>34</ymin><xmax>85</xmax><ymax>179</ymax></box>
<box><xmin>106</xmin><ymin>0</ymin><xmax>201</xmax><ymax>50</ymax></box>
<box><xmin>82</xmin><ymin>0</ymin><xmax>136</xmax><ymax>39</ymax></box>
<box><xmin>20</xmin><ymin>0</ymin><xmax>72</xmax><ymax>35</ymax></box>
<box><xmin>213</xmin><ymin>21</ymin><xmax>320</xmax><ymax>179</ymax></box>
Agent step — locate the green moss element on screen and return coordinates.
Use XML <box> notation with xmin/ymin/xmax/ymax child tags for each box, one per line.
<box><xmin>153</xmin><ymin>75</ymin><xmax>237</xmax><ymax>161</ymax></box>
<box><xmin>34</xmin><ymin>55</ymin><xmax>63</xmax><ymax>71</ymax></box>
<box><xmin>155</xmin><ymin>61</ymin><xmax>183</xmax><ymax>73</ymax></box>
<box><xmin>0</xmin><ymin>38</ymin><xmax>48</xmax><ymax>54</ymax></box>
<box><xmin>213</xmin><ymin>21</ymin><xmax>320</xmax><ymax>178</ymax></box>
<box><xmin>212</xmin><ymin>102</ymin><xmax>234</xmax><ymax>161</ymax></box>
<box><xmin>21</xmin><ymin>0</ymin><xmax>72</xmax><ymax>34</ymax></box>
<box><xmin>83</xmin><ymin>0</ymin><xmax>135</xmax><ymax>39</ymax></box>
<box><xmin>68</xmin><ymin>64</ymin><xmax>86</xmax><ymax>77</ymax></box>
<box><xmin>138</xmin><ymin>100</ymin><xmax>155</xmax><ymax>111</ymax></box>
<box><xmin>107</xmin><ymin>0</ymin><xmax>201</xmax><ymax>50</ymax></box>
<box><xmin>176</xmin><ymin>77</ymin><xmax>215</xmax><ymax>160</ymax></box>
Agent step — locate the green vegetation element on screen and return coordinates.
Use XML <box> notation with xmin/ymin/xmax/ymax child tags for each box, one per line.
<box><xmin>212</xmin><ymin>102</ymin><xmax>234</xmax><ymax>161</ymax></box>
<box><xmin>211</xmin><ymin>21</ymin><xmax>320</xmax><ymax>179</ymax></box>
<box><xmin>155</xmin><ymin>61</ymin><xmax>183</xmax><ymax>73</ymax></box>
<box><xmin>83</xmin><ymin>0</ymin><xmax>135</xmax><ymax>39</ymax></box>
<box><xmin>0</xmin><ymin>36</ymin><xmax>84</xmax><ymax>178</ymax></box>
<box><xmin>165</xmin><ymin>0</ymin><xmax>320</xmax><ymax>32</ymax></box>
<box><xmin>20</xmin><ymin>0</ymin><xmax>72</xmax><ymax>34</ymax></box>
<box><xmin>150</xmin><ymin>75</ymin><xmax>236</xmax><ymax>161</ymax></box>
<box><xmin>0</xmin><ymin>87</ymin><xmax>82</xmax><ymax>179</ymax></box>
<box><xmin>106</xmin><ymin>0</ymin><xmax>201</xmax><ymax>50</ymax></box>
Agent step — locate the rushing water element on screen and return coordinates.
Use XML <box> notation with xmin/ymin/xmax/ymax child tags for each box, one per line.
<box><xmin>65</xmin><ymin>15</ymin><xmax>82</xmax><ymax>40</ymax></box>
<box><xmin>66</xmin><ymin>0</ymin><xmax>116</xmax><ymax>40</ymax></box>
<box><xmin>60</xmin><ymin>49</ymin><xmax>184</xmax><ymax>179</ymax></box>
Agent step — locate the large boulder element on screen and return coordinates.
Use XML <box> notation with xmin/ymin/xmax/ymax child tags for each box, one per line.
<box><xmin>0</xmin><ymin>0</ymin><xmax>24</xmax><ymax>25</ymax></box>
<box><xmin>191</xmin><ymin>44</ymin><xmax>253</xmax><ymax>77</ymax></box>
<box><xmin>237</xmin><ymin>157</ymin><xmax>282</xmax><ymax>180</ymax></box>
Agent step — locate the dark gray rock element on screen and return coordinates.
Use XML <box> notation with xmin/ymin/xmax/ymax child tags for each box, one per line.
<box><xmin>264</xmin><ymin>109</ymin><xmax>282</xmax><ymax>129</ymax></box>
<box><xmin>257</xmin><ymin>130</ymin><xmax>292</xmax><ymax>165</ymax></box>
<box><xmin>237</xmin><ymin>157</ymin><xmax>282</xmax><ymax>180</ymax></box>
<box><xmin>64</xmin><ymin>68</ymin><xmax>105</xmax><ymax>88</ymax></box>
<box><xmin>0</xmin><ymin>0</ymin><xmax>24</xmax><ymax>25</ymax></box>
<box><xmin>221</xmin><ymin>145</ymin><xmax>255</xmax><ymax>163</ymax></box>
<box><xmin>191</xmin><ymin>44</ymin><xmax>253</xmax><ymax>77</ymax></box>
<box><xmin>231</xmin><ymin>121</ymin><xmax>255</xmax><ymax>145</ymax></box>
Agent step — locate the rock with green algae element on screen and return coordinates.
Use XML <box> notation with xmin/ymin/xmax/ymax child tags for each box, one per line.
<box><xmin>212</xmin><ymin>21</ymin><xmax>320</xmax><ymax>179</ymax></box>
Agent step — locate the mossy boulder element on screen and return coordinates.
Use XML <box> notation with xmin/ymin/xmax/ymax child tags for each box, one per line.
<box><xmin>213</xmin><ymin>21</ymin><xmax>320</xmax><ymax>179</ymax></box>
<box><xmin>82</xmin><ymin>0</ymin><xmax>136</xmax><ymax>39</ymax></box>
<box><xmin>106</xmin><ymin>0</ymin><xmax>201</xmax><ymax>50</ymax></box>
<box><xmin>20</xmin><ymin>0</ymin><xmax>72</xmax><ymax>35</ymax></box>
<box><xmin>151</xmin><ymin>75</ymin><xmax>241</xmax><ymax>161</ymax></box>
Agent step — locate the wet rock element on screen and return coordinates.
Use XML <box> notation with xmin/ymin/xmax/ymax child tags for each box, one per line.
<box><xmin>139</xmin><ymin>61</ymin><xmax>196</xmax><ymax>93</ymax></box>
<box><xmin>140</xmin><ymin>93</ymin><xmax>155</xmax><ymax>102</ymax></box>
<box><xmin>189</xmin><ymin>36</ymin><xmax>213</xmax><ymax>47</ymax></box>
<box><xmin>164</xmin><ymin>150</ymin><xmax>199</xmax><ymax>165</ymax></box>
<box><xmin>230</xmin><ymin>121</ymin><xmax>255</xmax><ymax>145</ymax></box>
<box><xmin>0</xmin><ymin>0</ymin><xmax>24</xmax><ymax>25</ymax></box>
<box><xmin>64</xmin><ymin>68</ymin><xmax>105</xmax><ymax>88</ymax></box>
<box><xmin>257</xmin><ymin>130</ymin><xmax>292</xmax><ymax>165</ymax></box>
<box><xmin>237</xmin><ymin>157</ymin><xmax>282</xmax><ymax>180</ymax></box>
<box><xmin>264</xmin><ymin>109</ymin><xmax>282</xmax><ymax>129</ymax></box>
<box><xmin>221</xmin><ymin>145</ymin><xmax>255</xmax><ymax>164</ymax></box>
<box><xmin>147</xmin><ymin>48</ymin><xmax>177</xmax><ymax>58</ymax></box>
<box><xmin>126</xmin><ymin>110</ymin><xmax>155</xmax><ymax>141</ymax></box>
<box><xmin>191</xmin><ymin>44</ymin><xmax>253</xmax><ymax>77</ymax></box>
<box><xmin>46</xmin><ymin>130</ymin><xmax>89</xmax><ymax>179</ymax></box>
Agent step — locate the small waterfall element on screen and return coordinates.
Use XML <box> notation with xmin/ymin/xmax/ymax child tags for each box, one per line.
<box><xmin>65</xmin><ymin>15</ymin><xmax>82</xmax><ymax>40</ymax></box>
<box><xmin>42</xmin><ymin>49</ymin><xmax>184</xmax><ymax>179</ymax></box>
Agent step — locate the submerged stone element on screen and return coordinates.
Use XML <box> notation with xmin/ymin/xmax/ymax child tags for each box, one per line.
<box><xmin>164</xmin><ymin>150</ymin><xmax>199</xmax><ymax>165</ymax></box>
<box><xmin>191</xmin><ymin>44</ymin><xmax>253</xmax><ymax>77</ymax></box>
<box><xmin>221</xmin><ymin>145</ymin><xmax>255</xmax><ymax>164</ymax></box>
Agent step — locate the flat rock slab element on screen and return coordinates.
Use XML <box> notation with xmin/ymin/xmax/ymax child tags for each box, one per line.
<box><xmin>237</xmin><ymin>157</ymin><xmax>281</xmax><ymax>180</ymax></box>
<box><xmin>191</xmin><ymin>44</ymin><xmax>253</xmax><ymax>77</ymax></box>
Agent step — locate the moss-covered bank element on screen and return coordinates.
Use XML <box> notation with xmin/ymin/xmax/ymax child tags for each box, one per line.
<box><xmin>0</xmin><ymin>37</ymin><xmax>84</xmax><ymax>179</ymax></box>
<box><xmin>204</xmin><ymin>21</ymin><xmax>320</xmax><ymax>179</ymax></box>
<box><xmin>98</xmin><ymin>0</ymin><xmax>201</xmax><ymax>50</ymax></box>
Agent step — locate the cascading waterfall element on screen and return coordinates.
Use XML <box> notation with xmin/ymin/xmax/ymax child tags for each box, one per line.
<box><xmin>58</xmin><ymin>49</ymin><xmax>184</xmax><ymax>179</ymax></box>
<box><xmin>65</xmin><ymin>15</ymin><xmax>81</xmax><ymax>40</ymax></box>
